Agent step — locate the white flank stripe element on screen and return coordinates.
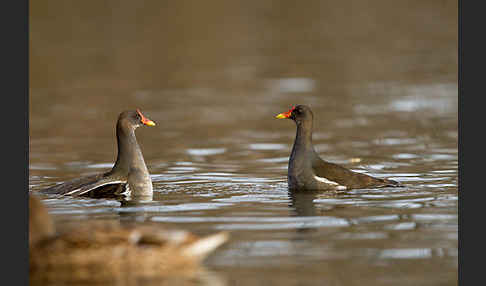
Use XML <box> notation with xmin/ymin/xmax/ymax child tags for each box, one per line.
<box><xmin>64</xmin><ymin>180</ymin><xmax>126</xmax><ymax>195</ymax></box>
<box><xmin>313</xmin><ymin>175</ymin><xmax>347</xmax><ymax>190</ymax></box>
<box><xmin>119</xmin><ymin>184</ymin><xmax>131</xmax><ymax>196</ymax></box>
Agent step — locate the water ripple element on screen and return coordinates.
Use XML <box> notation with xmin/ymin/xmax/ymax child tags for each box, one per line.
<box><xmin>186</xmin><ymin>148</ymin><xmax>227</xmax><ymax>156</ymax></box>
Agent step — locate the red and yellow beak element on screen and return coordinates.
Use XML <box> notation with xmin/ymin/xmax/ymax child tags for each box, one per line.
<box><xmin>137</xmin><ymin>109</ymin><xmax>156</xmax><ymax>126</ymax></box>
<box><xmin>275</xmin><ymin>106</ymin><xmax>295</xmax><ymax>119</ymax></box>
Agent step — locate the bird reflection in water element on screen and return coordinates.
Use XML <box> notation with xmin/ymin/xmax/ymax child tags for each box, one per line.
<box><xmin>288</xmin><ymin>190</ymin><xmax>344</xmax><ymax>234</ymax></box>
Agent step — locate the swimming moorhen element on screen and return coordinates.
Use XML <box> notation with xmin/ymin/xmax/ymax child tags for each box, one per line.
<box><xmin>276</xmin><ymin>105</ymin><xmax>399</xmax><ymax>191</ymax></box>
<box><xmin>40</xmin><ymin>109</ymin><xmax>156</xmax><ymax>199</ymax></box>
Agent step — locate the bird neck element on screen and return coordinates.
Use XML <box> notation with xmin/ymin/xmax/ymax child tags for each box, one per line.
<box><xmin>293</xmin><ymin>120</ymin><xmax>314</xmax><ymax>151</ymax></box>
<box><xmin>109</xmin><ymin>123</ymin><xmax>147</xmax><ymax>177</ymax></box>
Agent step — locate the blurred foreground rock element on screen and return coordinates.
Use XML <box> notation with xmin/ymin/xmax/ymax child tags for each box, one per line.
<box><xmin>29</xmin><ymin>195</ymin><xmax>228</xmax><ymax>285</ymax></box>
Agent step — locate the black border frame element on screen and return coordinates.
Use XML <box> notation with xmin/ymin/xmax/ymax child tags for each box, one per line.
<box><xmin>3</xmin><ymin>0</ymin><xmax>29</xmax><ymax>284</ymax></box>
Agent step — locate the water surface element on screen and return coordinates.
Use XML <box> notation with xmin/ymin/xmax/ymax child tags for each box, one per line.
<box><xmin>30</xmin><ymin>1</ymin><xmax>457</xmax><ymax>285</ymax></box>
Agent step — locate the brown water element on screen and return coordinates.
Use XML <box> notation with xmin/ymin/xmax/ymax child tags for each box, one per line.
<box><xmin>30</xmin><ymin>1</ymin><xmax>457</xmax><ymax>285</ymax></box>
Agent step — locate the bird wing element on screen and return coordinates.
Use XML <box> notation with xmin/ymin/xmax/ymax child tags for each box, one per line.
<box><xmin>311</xmin><ymin>154</ymin><xmax>391</xmax><ymax>189</ymax></box>
<box><xmin>40</xmin><ymin>173</ymin><xmax>127</xmax><ymax>197</ymax></box>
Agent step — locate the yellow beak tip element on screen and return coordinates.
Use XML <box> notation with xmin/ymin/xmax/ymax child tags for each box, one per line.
<box><xmin>146</xmin><ymin>121</ymin><xmax>156</xmax><ymax>126</ymax></box>
<box><xmin>275</xmin><ymin>114</ymin><xmax>286</xmax><ymax>119</ymax></box>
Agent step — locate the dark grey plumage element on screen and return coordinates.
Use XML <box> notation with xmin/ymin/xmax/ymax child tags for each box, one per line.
<box><xmin>276</xmin><ymin>105</ymin><xmax>399</xmax><ymax>191</ymax></box>
<box><xmin>40</xmin><ymin>110</ymin><xmax>156</xmax><ymax>199</ymax></box>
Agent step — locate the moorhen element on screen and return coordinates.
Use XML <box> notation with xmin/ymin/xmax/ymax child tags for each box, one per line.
<box><xmin>276</xmin><ymin>105</ymin><xmax>399</xmax><ymax>191</ymax></box>
<box><xmin>40</xmin><ymin>109</ymin><xmax>156</xmax><ymax>199</ymax></box>
<box><xmin>29</xmin><ymin>195</ymin><xmax>229</xmax><ymax>284</ymax></box>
